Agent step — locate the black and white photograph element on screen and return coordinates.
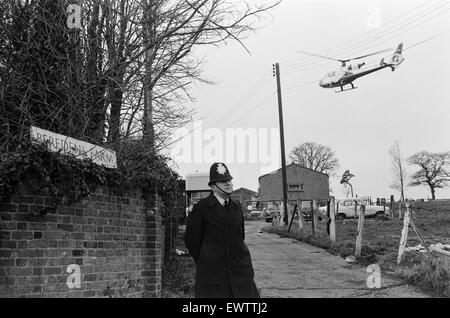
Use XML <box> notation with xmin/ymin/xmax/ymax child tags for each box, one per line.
<box><xmin>0</xmin><ymin>0</ymin><xmax>449</xmax><ymax>304</ymax></box>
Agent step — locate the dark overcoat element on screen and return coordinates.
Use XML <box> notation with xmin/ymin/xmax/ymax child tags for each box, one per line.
<box><xmin>184</xmin><ymin>193</ymin><xmax>259</xmax><ymax>298</ymax></box>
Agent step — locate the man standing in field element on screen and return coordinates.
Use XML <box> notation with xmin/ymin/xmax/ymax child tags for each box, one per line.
<box><xmin>184</xmin><ymin>162</ymin><xmax>260</xmax><ymax>298</ymax></box>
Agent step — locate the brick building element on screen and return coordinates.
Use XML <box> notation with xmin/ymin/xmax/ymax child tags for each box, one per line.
<box><xmin>258</xmin><ymin>163</ymin><xmax>329</xmax><ymax>202</ymax></box>
<box><xmin>231</xmin><ymin>188</ymin><xmax>258</xmax><ymax>210</ymax></box>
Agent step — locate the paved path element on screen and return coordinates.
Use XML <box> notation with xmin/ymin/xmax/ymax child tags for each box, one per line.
<box><xmin>245</xmin><ymin>220</ymin><xmax>430</xmax><ymax>298</ymax></box>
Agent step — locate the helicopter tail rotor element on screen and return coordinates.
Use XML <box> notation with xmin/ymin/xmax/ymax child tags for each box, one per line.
<box><xmin>394</xmin><ymin>43</ymin><xmax>403</xmax><ymax>55</ymax></box>
<box><xmin>380</xmin><ymin>43</ymin><xmax>404</xmax><ymax>71</ymax></box>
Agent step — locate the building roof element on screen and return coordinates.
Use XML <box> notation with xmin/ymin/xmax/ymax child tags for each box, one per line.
<box><xmin>232</xmin><ymin>187</ymin><xmax>257</xmax><ymax>195</ymax></box>
<box><xmin>258</xmin><ymin>163</ymin><xmax>329</xmax><ymax>180</ymax></box>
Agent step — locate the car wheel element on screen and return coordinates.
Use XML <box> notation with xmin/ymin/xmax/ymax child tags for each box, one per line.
<box><xmin>336</xmin><ymin>213</ymin><xmax>346</xmax><ymax>220</ymax></box>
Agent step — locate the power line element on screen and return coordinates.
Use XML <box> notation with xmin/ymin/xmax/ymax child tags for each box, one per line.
<box><xmin>225</xmin><ymin>91</ymin><xmax>276</xmax><ymax>128</ymax></box>
<box><xmin>404</xmin><ymin>26</ymin><xmax>450</xmax><ymax>50</ymax></box>
<box><xmin>284</xmin><ymin>26</ymin><xmax>450</xmax><ymax>93</ymax></box>
<box><xmin>281</xmin><ymin>0</ymin><xmax>444</xmax><ymax>67</ymax></box>
<box><xmin>226</xmin><ymin>78</ymin><xmax>322</xmax><ymax>128</ymax></box>
<box><xmin>164</xmin><ymin>91</ymin><xmax>276</xmax><ymax>148</ymax></box>
<box><xmin>283</xmin><ymin>79</ymin><xmax>322</xmax><ymax>92</ymax></box>
<box><xmin>164</xmin><ymin>5</ymin><xmax>450</xmax><ymax>147</ymax></box>
<box><xmin>157</xmin><ymin>115</ymin><xmax>206</xmax><ymax>149</ymax></box>
<box><xmin>285</xmin><ymin>3</ymin><xmax>450</xmax><ymax>73</ymax></box>
<box><xmin>283</xmin><ymin>1</ymin><xmax>450</xmax><ymax>73</ymax></box>
<box><xmin>206</xmin><ymin>69</ymin><xmax>272</xmax><ymax>128</ymax></box>
<box><xmin>284</xmin><ymin>5</ymin><xmax>450</xmax><ymax>75</ymax></box>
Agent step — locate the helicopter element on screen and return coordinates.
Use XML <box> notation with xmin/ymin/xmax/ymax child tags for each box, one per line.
<box><xmin>298</xmin><ymin>43</ymin><xmax>404</xmax><ymax>92</ymax></box>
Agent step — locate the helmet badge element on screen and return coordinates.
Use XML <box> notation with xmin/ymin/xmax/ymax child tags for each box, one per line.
<box><xmin>217</xmin><ymin>163</ymin><xmax>227</xmax><ymax>175</ymax></box>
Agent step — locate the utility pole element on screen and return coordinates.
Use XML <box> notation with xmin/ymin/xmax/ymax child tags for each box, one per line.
<box><xmin>273</xmin><ymin>63</ymin><xmax>289</xmax><ymax>226</ymax></box>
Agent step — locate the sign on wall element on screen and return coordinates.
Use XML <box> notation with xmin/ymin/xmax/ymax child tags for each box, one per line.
<box><xmin>30</xmin><ymin>126</ymin><xmax>117</xmax><ymax>169</ymax></box>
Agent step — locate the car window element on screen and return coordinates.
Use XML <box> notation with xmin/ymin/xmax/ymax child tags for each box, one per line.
<box><xmin>342</xmin><ymin>200</ymin><xmax>353</xmax><ymax>206</ymax></box>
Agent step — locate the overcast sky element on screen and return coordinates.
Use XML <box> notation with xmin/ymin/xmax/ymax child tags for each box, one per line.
<box><xmin>165</xmin><ymin>0</ymin><xmax>450</xmax><ymax>200</ymax></box>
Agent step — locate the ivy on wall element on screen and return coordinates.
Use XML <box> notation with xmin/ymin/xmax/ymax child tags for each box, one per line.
<box><xmin>0</xmin><ymin>140</ymin><xmax>181</xmax><ymax>217</ymax></box>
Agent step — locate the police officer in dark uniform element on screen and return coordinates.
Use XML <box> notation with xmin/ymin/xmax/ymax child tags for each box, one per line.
<box><xmin>184</xmin><ymin>162</ymin><xmax>260</xmax><ymax>298</ymax></box>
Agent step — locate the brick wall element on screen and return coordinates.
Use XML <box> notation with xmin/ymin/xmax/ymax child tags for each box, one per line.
<box><xmin>258</xmin><ymin>164</ymin><xmax>329</xmax><ymax>202</ymax></box>
<box><xmin>0</xmin><ymin>187</ymin><xmax>163</xmax><ymax>298</ymax></box>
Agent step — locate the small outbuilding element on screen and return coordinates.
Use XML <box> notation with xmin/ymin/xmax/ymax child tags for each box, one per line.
<box><xmin>258</xmin><ymin>163</ymin><xmax>329</xmax><ymax>202</ymax></box>
<box><xmin>231</xmin><ymin>187</ymin><xmax>258</xmax><ymax>211</ymax></box>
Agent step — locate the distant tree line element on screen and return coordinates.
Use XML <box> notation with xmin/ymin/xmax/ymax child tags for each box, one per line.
<box><xmin>388</xmin><ymin>142</ymin><xmax>450</xmax><ymax>200</ymax></box>
<box><xmin>289</xmin><ymin>141</ymin><xmax>450</xmax><ymax>200</ymax></box>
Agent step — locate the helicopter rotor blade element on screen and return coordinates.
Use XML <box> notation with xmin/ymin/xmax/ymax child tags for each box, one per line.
<box><xmin>346</xmin><ymin>48</ymin><xmax>393</xmax><ymax>61</ymax></box>
<box><xmin>297</xmin><ymin>50</ymin><xmax>345</xmax><ymax>63</ymax></box>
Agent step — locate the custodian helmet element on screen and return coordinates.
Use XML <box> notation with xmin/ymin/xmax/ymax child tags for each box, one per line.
<box><xmin>208</xmin><ymin>162</ymin><xmax>233</xmax><ymax>186</ymax></box>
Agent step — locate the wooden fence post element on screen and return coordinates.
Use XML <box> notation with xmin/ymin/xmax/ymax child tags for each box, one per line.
<box><xmin>354</xmin><ymin>200</ymin><xmax>358</xmax><ymax>221</ymax></box>
<box><xmin>329</xmin><ymin>196</ymin><xmax>336</xmax><ymax>243</ymax></box>
<box><xmin>272</xmin><ymin>202</ymin><xmax>280</xmax><ymax>228</ymax></box>
<box><xmin>397</xmin><ymin>203</ymin><xmax>411</xmax><ymax>264</ymax></box>
<box><xmin>310</xmin><ymin>200</ymin><xmax>315</xmax><ymax>236</ymax></box>
<box><xmin>390</xmin><ymin>195</ymin><xmax>394</xmax><ymax>218</ymax></box>
<box><xmin>279</xmin><ymin>201</ymin><xmax>284</xmax><ymax>228</ymax></box>
<box><xmin>355</xmin><ymin>205</ymin><xmax>365</xmax><ymax>256</ymax></box>
<box><xmin>313</xmin><ymin>199</ymin><xmax>319</xmax><ymax>233</ymax></box>
<box><xmin>288</xmin><ymin>202</ymin><xmax>298</xmax><ymax>233</ymax></box>
<box><xmin>272</xmin><ymin>212</ymin><xmax>277</xmax><ymax>227</ymax></box>
<box><xmin>298</xmin><ymin>200</ymin><xmax>304</xmax><ymax>232</ymax></box>
<box><xmin>336</xmin><ymin>200</ymin><xmax>339</xmax><ymax>218</ymax></box>
<box><xmin>326</xmin><ymin>199</ymin><xmax>330</xmax><ymax>235</ymax></box>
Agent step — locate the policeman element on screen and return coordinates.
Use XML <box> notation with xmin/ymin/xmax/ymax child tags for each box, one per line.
<box><xmin>184</xmin><ymin>162</ymin><xmax>260</xmax><ymax>298</ymax></box>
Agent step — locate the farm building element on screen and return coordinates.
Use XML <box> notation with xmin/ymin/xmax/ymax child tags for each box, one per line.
<box><xmin>231</xmin><ymin>187</ymin><xmax>258</xmax><ymax>210</ymax></box>
<box><xmin>258</xmin><ymin>163</ymin><xmax>329</xmax><ymax>202</ymax></box>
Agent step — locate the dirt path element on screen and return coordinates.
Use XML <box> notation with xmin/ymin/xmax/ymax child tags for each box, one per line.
<box><xmin>245</xmin><ymin>220</ymin><xmax>430</xmax><ymax>298</ymax></box>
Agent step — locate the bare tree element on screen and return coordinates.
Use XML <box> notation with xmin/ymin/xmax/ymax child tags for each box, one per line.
<box><xmin>340</xmin><ymin>170</ymin><xmax>355</xmax><ymax>197</ymax></box>
<box><xmin>0</xmin><ymin>0</ymin><xmax>279</xmax><ymax>154</ymax></box>
<box><xmin>289</xmin><ymin>142</ymin><xmax>340</xmax><ymax>175</ymax></box>
<box><xmin>139</xmin><ymin>0</ymin><xmax>281</xmax><ymax>149</ymax></box>
<box><xmin>389</xmin><ymin>142</ymin><xmax>408</xmax><ymax>201</ymax></box>
<box><xmin>408</xmin><ymin>151</ymin><xmax>450</xmax><ymax>200</ymax></box>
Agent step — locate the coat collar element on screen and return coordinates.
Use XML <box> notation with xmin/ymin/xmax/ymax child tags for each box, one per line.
<box><xmin>206</xmin><ymin>193</ymin><xmax>240</xmax><ymax>229</ymax></box>
<box><xmin>207</xmin><ymin>192</ymin><xmax>237</xmax><ymax>209</ymax></box>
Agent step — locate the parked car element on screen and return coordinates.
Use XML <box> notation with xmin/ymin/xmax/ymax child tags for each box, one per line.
<box><xmin>319</xmin><ymin>199</ymin><xmax>387</xmax><ymax>219</ymax></box>
<box><xmin>249</xmin><ymin>210</ymin><xmax>264</xmax><ymax>217</ymax></box>
<box><xmin>264</xmin><ymin>209</ymin><xmax>277</xmax><ymax>222</ymax></box>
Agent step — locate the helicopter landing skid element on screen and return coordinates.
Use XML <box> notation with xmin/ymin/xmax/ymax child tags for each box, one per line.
<box><xmin>335</xmin><ymin>85</ymin><xmax>357</xmax><ymax>93</ymax></box>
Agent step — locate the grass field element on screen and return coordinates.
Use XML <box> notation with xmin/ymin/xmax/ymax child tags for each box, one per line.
<box><xmin>265</xmin><ymin>200</ymin><xmax>450</xmax><ymax>297</ymax></box>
